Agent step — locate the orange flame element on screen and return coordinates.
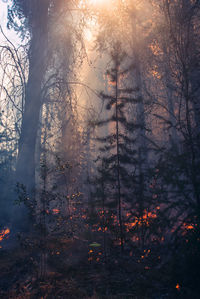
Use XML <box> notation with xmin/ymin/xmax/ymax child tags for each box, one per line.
<box><xmin>0</xmin><ymin>228</ymin><xmax>10</xmax><ymax>242</ymax></box>
<box><xmin>52</xmin><ymin>209</ymin><xmax>60</xmax><ymax>214</ymax></box>
<box><xmin>125</xmin><ymin>210</ymin><xmax>157</xmax><ymax>231</ymax></box>
<box><xmin>185</xmin><ymin>224</ymin><xmax>194</xmax><ymax>230</ymax></box>
<box><xmin>176</xmin><ymin>283</ymin><xmax>180</xmax><ymax>291</ymax></box>
<box><xmin>182</xmin><ymin>223</ymin><xmax>196</xmax><ymax>234</ymax></box>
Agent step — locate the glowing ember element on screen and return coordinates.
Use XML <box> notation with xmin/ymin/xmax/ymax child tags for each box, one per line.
<box><xmin>0</xmin><ymin>228</ymin><xmax>10</xmax><ymax>242</ymax></box>
<box><xmin>185</xmin><ymin>224</ymin><xmax>195</xmax><ymax>230</ymax></box>
<box><xmin>182</xmin><ymin>223</ymin><xmax>196</xmax><ymax>234</ymax></box>
<box><xmin>176</xmin><ymin>283</ymin><xmax>181</xmax><ymax>291</ymax></box>
<box><xmin>52</xmin><ymin>209</ymin><xmax>60</xmax><ymax>214</ymax></box>
<box><xmin>125</xmin><ymin>210</ymin><xmax>157</xmax><ymax>231</ymax></box>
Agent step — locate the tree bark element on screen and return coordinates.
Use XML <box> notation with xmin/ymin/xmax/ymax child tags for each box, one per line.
<box><xmin>16</xmin><ymin>0</ymin><xmax>49</xmax><ymax>195</ymax></box>
<box><xmin>14</xmin><ymin>1</ymin><xmax>49</xmax><ymax>231</ymax></box>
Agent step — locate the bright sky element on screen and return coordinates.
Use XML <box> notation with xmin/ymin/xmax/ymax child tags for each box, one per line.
<box><xmin>0</xmin><ymin>0</ymin><xmax>19</xmax><ymax>44</ymax></box>
<box><xmin>0</xmin><ymin>0</ymin><xmax>9</xmax><ymax>32</ymax></box>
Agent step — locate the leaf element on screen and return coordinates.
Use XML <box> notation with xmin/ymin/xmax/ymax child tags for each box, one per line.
<box><xmin>89</xmin><ymin>242</ymin><xmax>101</xmax><ymax>247</ymax></box>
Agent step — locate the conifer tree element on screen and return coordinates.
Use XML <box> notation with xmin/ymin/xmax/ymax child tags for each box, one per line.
<box><xmin>93</xmin><ymin>43</ymin><xmax>141</xmax><ymax>252</ymax></box>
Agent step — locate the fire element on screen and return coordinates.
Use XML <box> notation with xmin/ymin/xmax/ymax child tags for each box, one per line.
<box><xmin>125</xmin><ymin>210</ymin><xmax>157</xmax><ymax>231</ymax></box>
<box><xmin>182</xmin><ymin>222</ymin><xmax>196</xmax><ymax>234</ymax></box>
<box><xmin>0</xmin><ymin>228</ymin><xmax>10</xmax><ymax>242</ymax></box>
<box><xmin>176</xmin><ymin>283</ymin><xmax>181</xmax><ymax>291</ymax></box>
<box><xmin>185</xmin><ymin>224</ymin><xmax>194</xmax><ymax>230</ymax></box>
<box><xmin>52</xmin><ymin>209</ymin><xmax>60</xmax><ymax>214</ymax></box>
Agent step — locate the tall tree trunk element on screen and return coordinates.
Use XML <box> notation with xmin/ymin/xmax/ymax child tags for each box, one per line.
<box><xmin>115</xmin><ymin>67</ymin><xmax>124</xmax><ymax>252</ymax></box>
<box><xmin>131</xmin><ymin>9</ymin><xmax>148</xmax><ymax>249</ymax></box>
<box><xmin>16</xmin><ymin>1</ymin><xmax>49</xmax><ymax>195</ymax></box>
<box><xmin>14</xmin><ymin>0</ymin><xmax>49</xmax><ymax>230</ymax></box>
<box><xmin>163</xmin><ymin>42</ymin><xmax>179</xmax><ymax>151</ymax></box>
<box><xmin>130</xmin><ymin>8</ymin><xmax>148</xmax><ymax>165</ymax></box>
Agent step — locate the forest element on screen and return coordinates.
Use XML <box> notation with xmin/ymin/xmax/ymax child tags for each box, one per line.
<box><xmin>0</xmin><ymin>0</ymin><xmax>200</xmax><ymax>298</ymax></box>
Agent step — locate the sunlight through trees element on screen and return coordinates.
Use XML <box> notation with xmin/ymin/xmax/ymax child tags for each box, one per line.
<box><xmin>0</xmin><ymin>0</ymin><xmax>200</xmax><ymax>297</ymax></box>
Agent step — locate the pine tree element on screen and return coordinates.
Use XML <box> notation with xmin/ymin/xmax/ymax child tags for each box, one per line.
<box><xmin>93</xmin><ymin>43</ymin><xmax>141</xmax><ymax>252</ymax></box>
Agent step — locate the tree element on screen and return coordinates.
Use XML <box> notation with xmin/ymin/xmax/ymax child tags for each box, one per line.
<box><xmin>6</xmin><ymin>0</ymin><xmax>87</xmax><ymax>231</ymax></box>
<box><xmin>92</xmin><ymin>43</ymin><xmax>142</xmax><ymax>252</ymax></box>
<box><xmin>8</xmin><ymin>0</ymin><xmax>50</xmax><ymax>196</ymax></box>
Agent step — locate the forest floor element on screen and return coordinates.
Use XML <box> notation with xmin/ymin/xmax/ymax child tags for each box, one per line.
<box><xmin>0</xmin><ymin>234</ymin><xmax>197</xmax><ymax>299</ymax></box>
